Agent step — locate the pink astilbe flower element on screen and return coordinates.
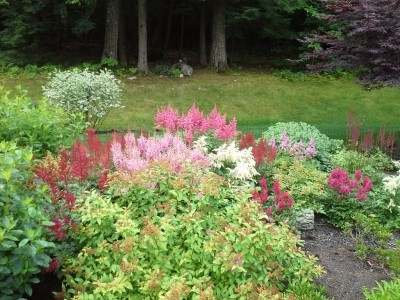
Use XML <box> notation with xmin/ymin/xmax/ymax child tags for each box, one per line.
<box><xmin>328</xmin><ymin>168</ymin><xmax>373</xmax><ymax>201</ymax></box>
<box><xmin>111</xmin><ymin>132</ymin><xmax>210</xmax><ymax>173</ymax></box>
<box><xmin>279</xmin><ymin>131</ymin><xmax>317</xmax><ymax>159</ymax></box>
<box><xmin>155</xmin><ymin>105</ymin><xmax>238</xmax><ymax>143</ymax></box>
<box><xmin>155</xmin><ymin>105</ymin><xmax>180</xmax><ymax>132</ymax></box>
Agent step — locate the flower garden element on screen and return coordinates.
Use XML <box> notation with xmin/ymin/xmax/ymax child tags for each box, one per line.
<box><xmin>0</xmin><ymin>70</ymin><xmax>399</xmax><ymax>300</ymax></box>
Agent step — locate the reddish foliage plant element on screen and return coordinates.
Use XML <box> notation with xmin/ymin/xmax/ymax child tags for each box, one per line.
<box><xmin>239</xmin><ymin>133</ymin><xmax>277</xmax><ymax>166</ymax></box>
<box><xmin>34</xmin><ymin>128</ymin><xmax>113</xmax><ymax>240</ymax></box>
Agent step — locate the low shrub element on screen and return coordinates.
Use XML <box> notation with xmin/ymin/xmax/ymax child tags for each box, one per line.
<box><xmin>0</xmin><ymin>86</ymin><xmax>86</xmax><ymax>157</ymax></box>
<box><xmin>0</xmin><ymin>141</ymin><xmax>55</xmax><ymax>299</ymax></box>
<box><xmin>153</xmin><ymin>64</ymin><xmax>181</xmax><ymax>77</ymax></box>
<box><xmin>43</xmin><ymin>68</ymin><xmax>123</xmax><ymax>128</ymax></box>
<box><xmin>273</xmin><ymin>159</ymin><xmax>328</xmax><ymax>214</ymax></box>
<box><xmin>61</xmin><ymin>164</ymin><xmax>324</xmax><ymax>299</ymax></box>
<box><xmin>262</xmin><ymin>122</ymin><xmax>343</xmax><ymax>168</ymax></box>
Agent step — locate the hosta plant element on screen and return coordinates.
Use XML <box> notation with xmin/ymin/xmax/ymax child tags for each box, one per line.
<box><xmin>0</xmin><ymin>141</ymin><xmax>55</xmax><ymax>299</ymax></box>
<box><xmin>61</xmin><ymin>164</ymin><xmax>324</xmax><ymax>299</ymax></box>
<box><xmin>43</xmin><ymin>68</ymin><xmax>123</xmax><ymax>128</ymax></box>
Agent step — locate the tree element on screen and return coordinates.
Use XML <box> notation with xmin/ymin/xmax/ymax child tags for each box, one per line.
<box><xmin>304</xmin><ymin>0</ymin><xmax>400</xmax><ymax>88</ymax></box>
<box><xmin>209</xmin><ymin>0</ymin><xmax>228</xmax><ymax>72</ymax></box>
<box><xmin>102</xmin><ymin>0</ymin><xmax>120</xmax><ymax>60</ymax></box>
<box><xmin>138</xmin><ymin>0</ymin><xmax>148</xmax><ymax>72</ymax></box>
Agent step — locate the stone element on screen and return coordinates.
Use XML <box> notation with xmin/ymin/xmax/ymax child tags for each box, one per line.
<box><xmin>173</xmin><ymin>60</ymin><xmax>193</xmax><ymax>77</ymax></box>
<box><xmin>295</xmin><ymin>209</ymin><xmax>314</xmax><ymax>230</ymax></box>
<box><xmin>127</xmin><ymin>76</ymin><xmax>137</xmax><ymax>80</ymax></box>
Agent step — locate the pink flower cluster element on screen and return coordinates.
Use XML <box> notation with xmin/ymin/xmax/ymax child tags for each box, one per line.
<box><xmin>155</xmin><ymin>104</ymin><xmax>238</xmax><ymax>143</ymax></box>
<box><xmin>279</xmin><ymin>131</ymin><xmax>317</xmax><ymax>159</ymax></box>
<box><xmin>328</xmin><ymin>168</ymin><xmax>373</xmax><ymax>201</ymax></box>
<box><xmin>111</xmin><ymin>132</ymin><xmax>210</xmax><ymax>173</ymax></box>
<box><xmin>252</xmin><ymin>178</ymin><xmax>294</xmax><ymax>222</ymax></box>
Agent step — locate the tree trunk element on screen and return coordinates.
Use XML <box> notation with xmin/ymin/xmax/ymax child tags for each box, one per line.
<box><xmin>118</xmin><ymin>0</ymin><xmax>128</xmax><ymax>66</ymax></box>
<box><xmin>199</xmin><ymin>2</ymin><xmax>207</xmax><ymax>66</ymax></box>
<box><xmin>209</xmin><ymin>0</ymin><xmax>228</xmax><ymax>72</ymax></box>
<box><xmin>138</xmin><ymin>0</ymin><xmax>148</xmax><ymax>72</ymax></box>
<box><xmin>102</xmin><ymin>0</ymin><xmax>120</xmax><ymax>61</ymax></box>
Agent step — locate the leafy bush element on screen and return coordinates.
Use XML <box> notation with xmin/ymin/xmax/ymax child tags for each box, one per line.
<box><xmin>262</xmin><ymin>122</ymin><xmax>343</xmax><ymax>168</ymax></box>
<box><xmin>331</xmin><ymin>149</ymin><xmax>395</xmax><ymax>183</ymax></box>
<box><xmin>273</xmin><ymin>159</ymin><xmax>328</xmax><ymax>213</ymax></box>
<box><xmin>363</xmin><ymin>279</ymin><xmax>400</xmax><ymax>300</ymax></box>
<box><xmin>62</xmin><ymin>164</ymin><xmax>323</xmax><ymax>299</ymax></box>
<box><xmin>43</xmin><ymin>68</ymin><xmax>123</xmax><ymax>128</ymax></box>
<box><xmin>153</xmin><ymin>64</ymin><xmax>181</xmax><ymax>77</ymax></box>
<box><xmin>0</xmin><ymin>85</ymin><xmax>86</xmax><ymax>157</ymax></box>
<box><xmin>0</xmin><ymin>141</ymin><xmax>55</xmax><ymax>299</ymax></box>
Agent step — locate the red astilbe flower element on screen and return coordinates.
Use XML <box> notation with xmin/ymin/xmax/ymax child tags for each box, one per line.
<box><xmin>328</xmin><ymin>168</ymin><xmax>373</xmax><ymax>201</ymax></box>
<box><xmin>239</xmin><ymin>133</ymin><xmax>277</xmax><ymax>166</ymax></box>
<box><xmin>252</xmin><ymin>177</ymin><xmax>293</xmax><ymax>222</ymax></box>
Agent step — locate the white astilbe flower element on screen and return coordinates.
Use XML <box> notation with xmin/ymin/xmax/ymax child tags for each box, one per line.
<box><xmin>383</xmin><ymin>170</ymin><xmax>400</xmax><ymax>196</ymax></box>
<box><xmin>193</xmin><ymin>135</ymin><xmax>208</xmax><ymax>153</ymax></box>
<box><xmin>209</xmin><ymin>142</ymin><xmax>258</xmax><ymax>183</ymax></box>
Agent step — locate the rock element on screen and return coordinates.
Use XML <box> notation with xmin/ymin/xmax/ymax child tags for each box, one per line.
<box><xmin>295</xmin><ymin>209</ymin><xmax>314</xmax><ymax>230</ymax></box>
<box><xmin>127</xmin><ymin>76</ymin><xmax>137</xmax><ymax>80</ymax></box>
<box><xmin>180</xmin><ymin>63</ymin><xmax>193</xmax><ymax>76</ymax></box>
<box><xmin>173</xmin><ymin>60</ymin><xmax>193</xmax><ymax>77</ymax></box>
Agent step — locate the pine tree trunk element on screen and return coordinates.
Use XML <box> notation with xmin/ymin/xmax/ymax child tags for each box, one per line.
<box><xmin>103</xmin><ymin>0</ymin><xmax>120</xmax><ymax>61</ymax></box>
<box><xmin>199</xmin><ymin>2</ymin><xmax>207</xmax><ymax>66</ymax></box>
<box><xmin>118</xmin><ymin>0</ymin><xmax>128</xmax><ymax>66</ymax></box>
<box><xmin>138</xmin><ymin>0</ymin><xmax>148</xmax><ymax>72</ymax></box>
<box><xmin>209</xmin><ymin>0</ymin><xmax>228</xmax><ymax>72</ymax></box>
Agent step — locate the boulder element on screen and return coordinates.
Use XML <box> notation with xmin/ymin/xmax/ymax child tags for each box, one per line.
<box><xmin>295</xmin><ymin>209</ymin><xmax>314</xmax><ymax>230</ymax></box>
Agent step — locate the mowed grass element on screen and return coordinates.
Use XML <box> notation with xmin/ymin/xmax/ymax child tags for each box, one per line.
<box><xmin>1</xmin><ymin>69</ymin><xmax>399</xmax><ymax>140</ymax></box>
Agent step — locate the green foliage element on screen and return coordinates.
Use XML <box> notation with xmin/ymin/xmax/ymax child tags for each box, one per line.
<box><xmin>363</xmin><ymin>279</ymin><xmax>400</xmax><ymax>300</ymax></box>
<box><xmin>330</xmin><ymin>149</ymin><xmax>395</xmax><ymax>183</ymax></box>
<box><xmin>273</xmin><ymin>159</ymin><xmax>328</xmax><ymax>213</ymax></box>
<box><xmin>43</xmin><ymin>68</ymin><xmax>123</xmax><ymax>128</ymax></box>
<box><xmin>153</xmin><ymin>64</ymin><xmax>181</xmax><ymax>78</ymax></box>
<box><xmin>345</xmin><ymin>213</ymin><xmax>400</xmax><ymax>277</ymax></box>
<box><xmin>0</xmin><ymin>85</ymin><xmax>86</xmax><ymax>157</ymax></box>
<box><xmin>0</xmin><ymin>141</ymin><xmax>55</xmax><ymax>299</ymax></box>
<box><xmin>262</xmin><ymin>121</ymin><xmax>343</xmax><ymax>168</ymax></box>
<box><xmin>62</xmin><ymin>164</ymin><xmax>323</xmax><ymax>299</ymax></box>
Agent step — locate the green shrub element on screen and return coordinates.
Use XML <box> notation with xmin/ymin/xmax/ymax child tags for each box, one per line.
<box><xmin>330</xmin><ymin>149</ymin><xmax>395</xmax><ymax>183</ymax></box>
<box><xmin>363</xmin><ymin>279</ymin><xmax>400</xmax><ymax>300</ymax></box>
<box><xmin>262</xmin><ymin>122</ymin><xmax>343</xmax><ymax>168</ymax></box>
<box><xmin>0</xmin><ymin>141</ymin><xmax>55</xmax><ymax>299</ymax></box>
<box><xmin>153</xmin><ymin>64</ymin><xmax>181</xmax><ymax>78</ymax></box>
<box><xmin>273</xmin><ymin>159</ymin><xmax>328</xmax><ymax>213</ymax></box>
<box><xmin>43</xmin><ymin>68</ymin><xmax>123</xmax><ymax>128</ymax></box>
<box><xmin>62</xmin><ymin>164</ymin><xmax>323</xmax><ymax>299</ymax></box>
<box><xmin>0</xmin><ymin>85</ymin><xmax>86</xmax><ymax>157</ymax></box>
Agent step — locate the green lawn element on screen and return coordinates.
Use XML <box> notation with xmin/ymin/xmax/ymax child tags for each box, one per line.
<box><xmin>1</xmin><ymin>69</ymin><xmax>399</xmax><ymax>140</ymax></box>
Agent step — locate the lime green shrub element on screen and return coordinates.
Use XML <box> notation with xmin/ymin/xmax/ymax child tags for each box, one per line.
<box><xmin>0</xmin><ymin>86</ymin><xmax>86</xmax><ymax>157</ymax></box>
<box><xmin>43</xmin><ymin>68</ymin><xmax>123</xmax><ymax>128</ymax></box>
<box><xmin>273</xmin><ymin>159</ymin><xmax>328</xmax><ymax>213</ymax></box>
<box><xmin>0</xmin><ymin>141</ymin><xmax>55</xmax><ymax>299</ymax></box>
<box><xmin>62</xmin><ymin>163</ymin><xmax>324</xmax><ymax>299</ymax></box>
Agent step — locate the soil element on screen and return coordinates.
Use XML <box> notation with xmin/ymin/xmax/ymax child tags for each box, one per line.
<box><xmin>302</xmin><ymin>219</ymin><xmax>398</xmax><ymax>300</ymax></box>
